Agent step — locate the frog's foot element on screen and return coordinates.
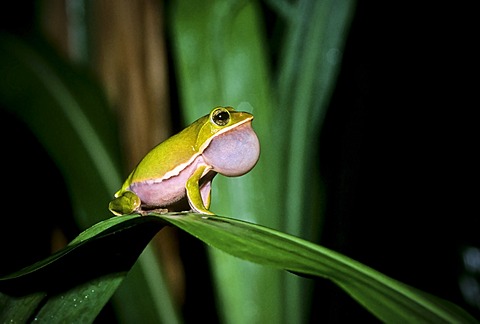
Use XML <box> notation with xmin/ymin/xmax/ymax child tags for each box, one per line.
<box><xmin>109</xmin><ymin>191</ymin><xmax>142</xmax><ymax>216</ymax></box>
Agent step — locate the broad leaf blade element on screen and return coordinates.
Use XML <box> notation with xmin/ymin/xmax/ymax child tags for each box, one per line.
<box><xmin>0</xmin><ymin>292</ymin><xmax>45</xmax><ymax>323</ymax></box>
<box><xmin>2</xmin><ymin>212</ymin><xmax>475</xmax><ymax>323</ymax></box>
<box><xmin>155</xmin><ymin>213</ymin><xmax>478</xmax><ymax>323</ymax></box>
<box><xmin>0</xmin><ymin>215</ymin><xmax>164</xmax><ymax>322</ymax></box>
<box><xmin>32</xmin><ymin>273</ymin><xmax>124</xmax><ymax>323</ymax></box>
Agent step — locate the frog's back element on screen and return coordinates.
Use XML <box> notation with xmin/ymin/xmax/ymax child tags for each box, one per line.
<box><xmin>128</xmin><ymin>117</ymin><xmax>206</xmax><ymax>183</ymax></box>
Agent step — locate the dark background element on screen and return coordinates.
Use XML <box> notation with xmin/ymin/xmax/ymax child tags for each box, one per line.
<box><xmin>316</xmin><ymin>2</ymin><xmax>479</xmax><ymax>322</ymax></box>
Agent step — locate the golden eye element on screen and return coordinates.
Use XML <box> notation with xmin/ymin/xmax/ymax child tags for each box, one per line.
<box><xmin>211</xmin><ymin>108</ymin><xmax>231</xmax><ymax>126</ymax></box>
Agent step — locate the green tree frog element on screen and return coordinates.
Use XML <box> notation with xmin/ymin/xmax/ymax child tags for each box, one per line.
<box><xmin>109</xmin><ymin>106</ymin><xmax>260</xmax><ymax>216</ymax></box>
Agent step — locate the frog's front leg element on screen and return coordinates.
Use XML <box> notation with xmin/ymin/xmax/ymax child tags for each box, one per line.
<box><xmin>108</xmin><ymin>190</ymin><xmax>142</xmax><ymax>216</ymax></box>
<box><xmin>186</xmin><ymin>165</ymin><xmax>215</xmax><ymax>215</ymax></box>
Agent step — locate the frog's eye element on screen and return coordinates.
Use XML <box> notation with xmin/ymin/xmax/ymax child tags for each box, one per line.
<box><xmin>211</xmin><ymin>108</ymin><xmax>231</xmax><ymax>126</ymax></box>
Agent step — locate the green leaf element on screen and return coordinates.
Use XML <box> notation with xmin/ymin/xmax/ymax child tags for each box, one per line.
<box><xmin>155</xmin><ymin>213</ymin><xmax>478</xmax><ymax>323</ymax></box>
<box><xmin>168</xmin><ymin>1</ymin><xmax>283</xmax><ymax>322</ymax></box>
<box><xmin>2</xmin><ymin>212</ymin><xmax>476</xmax><ymax>323</ymax></box>
<box><xmin>0</xmin><ymin>215</ymin><xmax>164</xmax><ymax>322</ymax></box>
<box><xmin>277</xmin><ymin>0</ymin><xmax>356</xmax><ymax>237</ymax></box>
<box><xmin>273</xmin><ymin>2</ymin><xmax>357</xmax><ymax>321</ymax></box>
<box><xmin>0</xmin><ymin>292</ymin><xmax>45</xmax><ymax>323</ymax></box>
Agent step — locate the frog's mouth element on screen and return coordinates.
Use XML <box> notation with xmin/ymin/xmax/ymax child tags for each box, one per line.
<box><xmin>202</xmin><ymin>121</ymin><xmax>260</xmax><ymax>177</ymax></box>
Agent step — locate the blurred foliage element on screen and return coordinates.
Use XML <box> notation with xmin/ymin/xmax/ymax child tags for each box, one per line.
<box><xmin>168</xmin><ymin>1</ymin><xmax>355</xmax><ymax>322</ymax></box>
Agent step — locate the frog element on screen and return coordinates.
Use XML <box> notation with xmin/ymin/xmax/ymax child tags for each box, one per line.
<box><xmin>108</xmin><ymin>106</ymin><xmax>260</xmax><ymax>216</ymax></box>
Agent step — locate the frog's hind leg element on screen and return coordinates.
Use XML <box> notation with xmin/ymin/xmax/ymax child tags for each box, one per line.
<box><xmin>199</xmin><ymin>171</ymin><xmax>216</xmax><ymax>210</ymax></box>
<box><xmin>186</xmin><ymin>166</ymin><xmax>215</xmax><ymax>214</ymax></box>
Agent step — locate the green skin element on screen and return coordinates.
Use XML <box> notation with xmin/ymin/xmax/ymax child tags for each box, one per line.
<box><xmin>109</xmin><ymin>107</ymin><xmax>260</xmax><ymax>216</ymax></box>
